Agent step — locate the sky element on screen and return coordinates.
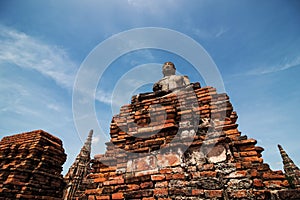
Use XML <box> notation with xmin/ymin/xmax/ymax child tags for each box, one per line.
<box><xmin>0</xmin><ymin>0</ymin><xmax>300</xmax><ymax>174</ymax></box>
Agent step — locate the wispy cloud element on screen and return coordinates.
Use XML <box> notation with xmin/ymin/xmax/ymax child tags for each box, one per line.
<box><xmin>47</xmin><ymin>104</ymin><xmax>61</xmax><ymax>112</ymax></box>
<box><xmin>0</xmin><ymin>25</ymin><xmax>77</xmax><ymax>89</ymax></box>
<box><xmin>215</xmin><ymin>26</ymin><xmax>229</xmax><ymax>38</ymax></box>
<box><xmin>247</xmin><ymin>55</ymin><xmax>300</xmax><ymax>76</ymax></box>
<box><xmin>96</xmin><ymin>89</ymin><xmax>113</xmax><ymax>105</ymax></box>
<box><xmin>184</xmin><ymin>18</ymin><xmax>229</xmax><ymax>40</ymax></box>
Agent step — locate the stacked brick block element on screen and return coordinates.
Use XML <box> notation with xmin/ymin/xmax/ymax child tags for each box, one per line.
<box><xmin>0</xmin><ymin>130</ymin><xmax>66</xmax><ymax>200</ymax></box>
<box><xmin>86</xmin><ymin>83</ymin><xmax>300</xmax><ymax>199</ymax></box>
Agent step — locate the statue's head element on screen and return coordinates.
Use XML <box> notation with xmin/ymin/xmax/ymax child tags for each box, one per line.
<box><xmin>162</xmin><ymin>62</ymin><xmax>176</xmax><ymax>77</ymax></box>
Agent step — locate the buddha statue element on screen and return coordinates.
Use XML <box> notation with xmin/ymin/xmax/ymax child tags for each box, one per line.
<box><xmin>153</xmin><ymin>62</ymin><xmax>190</xmax><ymax>92</ymax></box>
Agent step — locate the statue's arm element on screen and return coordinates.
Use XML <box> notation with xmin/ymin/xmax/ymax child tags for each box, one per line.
<box><xmin>183</xmin><ymin>75</ymin><xmax>191</xmax><ymax>85</ymax></box>
<box><xmin>153</xmin><ymin>82</ymin><xmax>162</xmax><ymax>92</ymax></box>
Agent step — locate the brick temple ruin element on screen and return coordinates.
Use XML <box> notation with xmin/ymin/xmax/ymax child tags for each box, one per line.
<box><xmin>0</xmin><ymin>62</ymin><xmax>300</xmax><ymax>199</ymax></box>
<box><xmin>0</xmin><ymin>130</ymin><xmax>66</xmax><ymax>199</ymax></box>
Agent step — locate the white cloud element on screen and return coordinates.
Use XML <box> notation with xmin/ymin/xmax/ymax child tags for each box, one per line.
<box><xmin>92</xmin><ymin>135</ymin><xmax>100</xmax><ymax>144</ymax></box>
<box><xmin>278</xmin><ymin>56</ymin><xmax>300</xmax><ymax>71</ymax></box>
<box><xmin>0</xmin><ymin>25</ymin><xmax>77</xmax><ymax>89</ymax></box>
<box><xmin>96</xmin><ymin>89</ymin><xmax>113</xmax><ymax>105</ymax></box>
<box><xmin>47</xmin><ymin>104</ymin><xmax>61</xmax><ymax>112</ymax></box>
<box><xmin>247</xmin><ymin>55</ymin><xmax>300</xmax><ymax>75</ymax></box>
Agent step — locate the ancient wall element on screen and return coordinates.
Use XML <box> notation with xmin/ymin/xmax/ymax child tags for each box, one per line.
<box><xmin>0</xmin><ymin>130</ymin><xmax>66</xmax><ymax>200</ymax></box>
<box><xmin>85</xmin><ymin>83</ymin><xmax>300</xmax><ymax>200</ymax></box>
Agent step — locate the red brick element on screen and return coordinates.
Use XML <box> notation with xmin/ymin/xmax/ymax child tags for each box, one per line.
<box><xmin>235</xmin><ymin>162</ymin><xmax>242</xmax><ymax>169</ymax></box>
<box><xmin>151</xmin><ymin>174</ymin><xmax>165</xmax><ymax>181</ymax></box>
<box><xmin>163</xmin><ymin>123</ymin><xmax>176</xmax><ymax>128</ymax></box>
<box><xmin>95</xmin><ymin>196</ymin><xmax>110</xmax><ymax>200</ymax></box>
<box><xmin>85</xmin><ymin>188</ymin><xmax>103</xmax><ymax>195</ymax></box>
<box><xmin>155</xmin><ymin>181</ymin><xmax>168</xmax><ymax>188</ymax></box>
<box><xmin>100</xmin><ymin>167</ymin><xmax>117</xmax><ymax>173</ymax></box>
<box><xmin>165</xmin><ymin>173</ymin><xmax>185</xmax><ymax>180</ymax></box>
<box><xmin>127</xmin><ymin>184</ymin><xmax>140</xmax><ymax>191</ymax></box>
<box><xmin>154</xmin><ymin>188</ymin><xmax>168</xmax><ymax>196</ymax></box>
<box><xmin>94</xmin><ymin>177</ymin><xmax>106</xmax><ymax>183</ymax></box>
<box><xmin>159</xmin><ymin>168</ymin><xmax>173</xmax><ymax>174</ymax></box>
<box><xmin>239</xmin><ymin>151</ymin><xmax>258</xmax><ymax>157</ymax></box>
<box><xmin>140</xmin><ymin>181</ymin><xmax>153</xmax><ymax>189</ymax></box>
<box><xmin>89</xmin><ymin>196</ymin><xmax>96</xmax><ymax>200</ymax></box>
<box><xmin>200</xmin><ymin>171</ymin><xmax>217</xmax><ymax>177</ymax></box>
<box><xmin>229</xmin><ymin>190</ymin><xmax>248</xmax><ymax>198</ymax></box>
<box><xmin>238</xmin><ymin>145</ymin><xmax>256</xmax><ymax>151</ymax></box>
<box><xmin>112</xmin><ymin>192</ymin><xmax>124</xmax><ymax>199</ymax></box>
<box><xmin>262</xmin><ymin>171</ymin><xmax>285</xmax><ymax>180</ymax></box>
<box><xmin>192</xmin><ymin>189</ymin><xmax>204</xmax><ymax>195</ymax></box>
<box><xmin>263</xmin><ymin>180</ymin><xmax>283</xmax><ymax>189</ymax></box>
<box><xmin>253</xmin><ymin>179</ymin><xmax>264</xmax><ymax>188</ymax></box>
<box><xmin>205</xmin><ymin>190</ymin><xmax>223</xmax><ymax>198</ymax></box>
<box><xmin>170</xmin><ymin>167</ymin><xmax>184</xmax><ymax>173</ymax></box>
<box><xmin>250</xmin><ymin>169</ymin><xmax>259</xmax><ymax>177</ymax></box>
<box><xmin>103</xmin><ymin>178</ymin><xmax>124</xmax><ymax>186</ymax></box>
<box><xmin>242</xmin><ymin>157</ymin><xmax>263</xmax><ymax>163</ymax></box>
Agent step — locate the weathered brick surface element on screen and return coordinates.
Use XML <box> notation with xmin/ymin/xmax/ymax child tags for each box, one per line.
<box><xmin>278</xmin><ymin>144</ymin><xmax>300</xmax><ymax>189</ymax></box>
<box><xmin>63</xmin><ymin>130</ymin><xmax>94</xmax><ymax>200</ymax></box>
<box><xmin>86</xmin><ymin>83</ymin><xmax>300</xmax><ymax>199</ymax></box>
<box><xmin>0</xmin><ymin>130</ymin><xmax>66</xmax><ymax>200</ymax></box>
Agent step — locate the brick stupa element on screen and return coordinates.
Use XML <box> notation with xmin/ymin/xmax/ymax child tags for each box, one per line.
<box><xmin>80</xmin><ymin>62</ymin><xmax>300</xmax><ymax>199</ymax></box>
<box><xmin>63</xmin><ymin>130</ymin><xmax>94</xmax><ymax>200</ymax></box>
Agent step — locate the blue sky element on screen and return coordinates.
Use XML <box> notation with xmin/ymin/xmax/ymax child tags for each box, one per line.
<box><xmin>1</xmin><ymin>0</ymin><xmax>300</xmax><ymax>173</ymax></box>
